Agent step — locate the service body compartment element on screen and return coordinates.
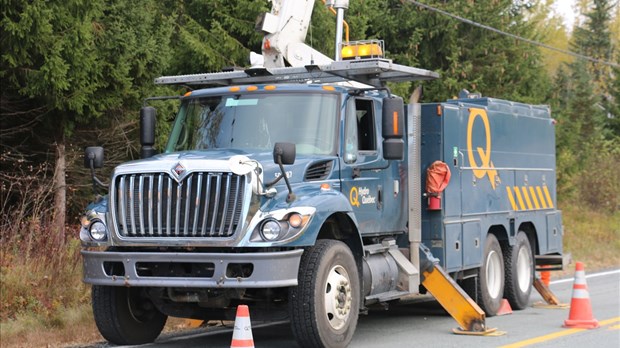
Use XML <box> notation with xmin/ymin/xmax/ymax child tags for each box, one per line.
<box><xmin>420</xmin><ymin>97</ymin><xmax>562</xmax><ymax>272</ymax></box>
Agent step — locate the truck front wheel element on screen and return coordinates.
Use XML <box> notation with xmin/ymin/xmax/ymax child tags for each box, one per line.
<box><xmin>92</xmin><ymin>285</ymin><xmax>167</xmax><ymax>345</ymax></box>
<box><xmin>289</xmin><ymin>240</ymin><xmax>360</xmax><ymax>348</ymax></box>
<box><xmin>503</xmin><ymin>231</ymin><xmax>534</xmax><ymax>310</ymax></box>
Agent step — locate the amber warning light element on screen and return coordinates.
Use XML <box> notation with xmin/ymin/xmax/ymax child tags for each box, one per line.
<box><xmin>341</xmin><ymin>40</ymin><xmax>384</xmax><ymax>60</ymax></box>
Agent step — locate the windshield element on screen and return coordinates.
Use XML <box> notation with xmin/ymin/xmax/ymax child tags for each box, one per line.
<box><xmin>165</xmin><ymin>92</ymin><xmax>339</xmax><ymax>155</ymax></box>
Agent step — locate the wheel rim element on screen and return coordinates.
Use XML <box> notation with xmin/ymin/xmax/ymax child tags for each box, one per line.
<box><xmin>516</xmin><ymin>246</ymin><xmax>532</xmax><ymax>293</ymax></box>
<box><xmin>126</xmin><ymin>289</ymin><xmax>154</xmax><ymax>323</ymax></box>
<box><xmin>323</xmin><ymin>264</ymin><xmax>352</xmax><ymax>331</ymax></box>
<box><xmin>486</xmin><ymin>250</ymin><xmax>502</xmax><ymax>299</ymax></box>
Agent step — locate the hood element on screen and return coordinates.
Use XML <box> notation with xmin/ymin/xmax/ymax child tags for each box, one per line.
<box><xmin>114</xmin><ymin>149</ymin><xmax>337</xmax><ymax>185</ymax></box>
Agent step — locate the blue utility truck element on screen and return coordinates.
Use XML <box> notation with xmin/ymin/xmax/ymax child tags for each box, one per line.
<box><xmin>79</xmin><ymin>1</ymin><xmax>564</xmax><ymax>347</ymax></box>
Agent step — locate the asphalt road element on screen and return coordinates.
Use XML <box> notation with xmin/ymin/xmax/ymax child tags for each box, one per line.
<box><xmin>97</xmin><ymin>268</ymin><xmax>620</xmax><ymax>348</ymax></box>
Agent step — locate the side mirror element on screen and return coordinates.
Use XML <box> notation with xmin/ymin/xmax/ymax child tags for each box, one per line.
<box><xmin>383</xmin><ymin>139</ymin><xmax>404</xmax><ymax>160</ymax></box>
<box><xmin>272</xmin><ymin>142</ymin><xmax>296</xmax><ymax>203</ymax></box>
<box><xmin>273</xmin><ymin>142</ymin><xmax>296</xmax><ymax>165</ymax></box>
<box><xmin>140</xmin><ymin>106</ymin><xmax>157</xmax><ymax>158</ymax></box>
<box><xmin>382</xmin><ymin>96</ymin><xmax>404</xmax><ymax>139</ymax></box>
<box><xmin>84</xmin><ymin>146</ymin><xmax>108</xmax><ymax>192</ymax></box>
<box><xmin>84</xmin><ymin>146</ymin><xmax>104</xmax><ymax>169</ymax></box>
<box><xmin>382</xmin><ymin>96</ymin><xmax>405</xmax><ymax>160</ymax></box>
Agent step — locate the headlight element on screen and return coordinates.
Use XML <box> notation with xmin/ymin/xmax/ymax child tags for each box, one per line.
<box><xmin>260</xmin><ymin>219</ymin><xmax>282</xmax><ymax>241</ymax></box>
<box><xmin>79</xmin><ymin>198</ymin><xmax>109</xmax><ymax>245</ymax></box>
<box><xmin>250</xmin><ymin>207</ymin><xmax>315</xmax><ymax>243</ymax></box>
<box><xmin>89</xmin><ymin>220</ymin><xmax>108</xmax><ymax>241</ymax></box>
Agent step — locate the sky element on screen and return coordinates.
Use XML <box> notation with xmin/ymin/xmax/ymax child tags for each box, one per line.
<box><xmin>551</xmin><ymin>0</ymin><xmax>578</xmax><ymax>30</ymax></box>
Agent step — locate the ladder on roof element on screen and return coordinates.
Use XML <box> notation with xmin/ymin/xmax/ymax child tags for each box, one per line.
<box><xmin>154</xmin><ymin>59</ymin><xmax>440</xmax><ymax>88</ymax></box>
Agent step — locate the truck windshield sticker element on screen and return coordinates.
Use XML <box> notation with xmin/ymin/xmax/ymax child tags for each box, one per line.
<box><xmin>225</xmin><ymin>98</ymin><xmax>259</xmax><ymax>107</ymax></box>
<box><xmin>466</xmin><ymin>108</ymin><xmax>500</xmax><ymax>189</ymax></box>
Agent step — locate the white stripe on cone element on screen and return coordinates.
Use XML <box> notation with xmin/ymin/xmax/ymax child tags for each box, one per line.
<box><xmin>571</xmin><ymin>289</ymin><xmax>590</xmax><ymax>299</ymax></box>
<box><xmin>574</xmin><ymin>271</ymin><xmax>587</xmax><ymax>284</ymax></box>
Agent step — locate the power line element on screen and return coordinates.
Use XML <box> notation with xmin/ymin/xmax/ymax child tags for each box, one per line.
<box><xmin>405</xmin><ymin>0</ymin><xmax>620</xmax><ymax>68</ymax></box>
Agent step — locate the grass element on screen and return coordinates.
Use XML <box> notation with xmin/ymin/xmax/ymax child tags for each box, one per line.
<box><xmin>560</xmin><ymin>202</ymin><xmax>620</xmax><ymax>273</ymax></box>
<box><xmin>0</xmin><ymin>230</ymin><xmax>212</xmax><ymax>348</ymax></box>
<box><xmin>0</xmin><ymin>237</ymin><xmax>96</xmax><ymax>348</ymax></box>
<box><xmin>0</xmin><ymin>304</ymin><xmax>194</xmax><ymax>348</ymax></box>
<box><xmin>0</xmin><ymin>304</ymin><xmax>100</xmax><ymax>348</ymax></box>
<box><xmin>0</xmin><ymin>203</ymin><xmax>618</xmax><ymax>347</ymax></box>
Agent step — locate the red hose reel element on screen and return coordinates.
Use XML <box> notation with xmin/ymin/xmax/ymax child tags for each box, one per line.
<box><xmin>426</xmin><ymin>161</ymin><xmax>451</xmax><ymax>210</ymax></box>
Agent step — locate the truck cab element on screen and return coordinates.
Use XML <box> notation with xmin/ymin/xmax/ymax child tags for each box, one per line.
<box><xmin>81</xmin><ymin>73</ymin><xmax>423</xmax><ymax>347</ymax></box>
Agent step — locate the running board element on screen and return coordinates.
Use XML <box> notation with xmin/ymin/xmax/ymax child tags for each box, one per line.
<box><xmin>365</xmin><ymin>290</ymin><xmax>410</xmax><ymax>302</ymax></box>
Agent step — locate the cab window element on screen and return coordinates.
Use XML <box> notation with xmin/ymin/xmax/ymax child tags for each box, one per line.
<box><xmin>356</xmin><ymin>99</ymin><xmax>376</xmax><ymax>151</ymax></box>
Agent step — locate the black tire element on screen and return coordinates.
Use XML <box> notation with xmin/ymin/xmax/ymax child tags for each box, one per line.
<box><xmin>476</xmin><ymin>234</ymin><xmax>505</xmax><ymax>316</ymax></box>
<box><xmin>503</xmin><ymin>231</ymin><xmax>534</xmax><ymax>310</ymax></box>
<box><xmin>92</xmin><ymin>285</ymin><xmax>167</xmax><ymax>345</ymax></box>
<box><xmin>289</xmin><ymin>240</ymin><xmax>360</xmax><ymax>348</ymax></box>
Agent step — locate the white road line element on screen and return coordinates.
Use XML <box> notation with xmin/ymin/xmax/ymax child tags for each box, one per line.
<box><xmin>550</xmin><ymin>269</ymin><xmax>620</xmax><ymax>285</ymax></box>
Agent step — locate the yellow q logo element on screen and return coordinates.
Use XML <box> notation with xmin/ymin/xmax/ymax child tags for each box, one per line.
<box><xmin>467</xmin><ymin>108</ymin><xmax>499</xmax><ymax>189</ymax></box>
<box><xmin>349</xmin><ymin>187</ymin><xmax>360</xmax><ymax>207</ymax></box>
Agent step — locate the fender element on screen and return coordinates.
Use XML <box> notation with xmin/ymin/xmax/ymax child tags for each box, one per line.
<box><xmin>262</xmin><ymin>184</ymin><xmax>361</xmax><ymax>247</ymax></box>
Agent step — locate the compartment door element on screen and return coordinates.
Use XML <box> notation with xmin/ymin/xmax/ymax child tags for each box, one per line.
<box><xmin>463</xmin><ymin>221</ymin><xmax>482</xmax><ymax>268</ymax></box>
<box><xmin>441</xmin><ymin>106</ymin><xmax>462</xmax><ymax>217</ymax></box>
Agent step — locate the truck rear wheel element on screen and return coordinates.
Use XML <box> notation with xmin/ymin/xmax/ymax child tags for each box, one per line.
<box><xmin>92</xmin><ymin>285</ymin><xmax>167</xmax><ymax>345</ymax></box>
<box><xmin>476</xmin><ymin>234</ymin><xmax>505</xmax><ymax>316</ymax></box>
<box><xmin>289</xmin><ymin>240</ymin><xmax>360</xmax><ymax>348</ymax></box>
<box><xmin>503</xmin><ymin>231</ymin><xmax>534</xmax><ymax>310</ymax></box>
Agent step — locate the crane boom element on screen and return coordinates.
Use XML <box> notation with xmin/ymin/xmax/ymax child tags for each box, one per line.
<box><xmin>256</xmin><ymin>0</ymin><xmax>333</xmax><ymax>67</ymax></box>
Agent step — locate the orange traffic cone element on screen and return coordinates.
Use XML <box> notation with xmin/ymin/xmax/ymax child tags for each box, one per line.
<box><xmin>497</xmin><ymin>299</ymin><xmax>513</xmax><ymax>316</ymax></box>
<box><xmin>563</xmin><ymin>262</ymin><xmax>599</xmax><ymax>329</ymax></box>
<box><xmin>231</xmin><ymin>305</ymin><xmax>255</xmax><ymax>348</ymax></box>
<box><xmin>540</xmin><ymin>265</ymin><xmax>551</xmax><ymax>287</ymax></box>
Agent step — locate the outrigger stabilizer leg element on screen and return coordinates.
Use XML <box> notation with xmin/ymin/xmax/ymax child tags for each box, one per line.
<box><xmin>532</xmin><ymin>277</ymin><xmax>569</xmax><ymax>309</ymax></box>
<box><xmin>419</xmin><ymin>245</ymin><xmax>505</xmax><ymax>336</ymax></box>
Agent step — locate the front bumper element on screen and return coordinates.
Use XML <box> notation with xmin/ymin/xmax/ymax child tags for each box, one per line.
<box><xmin>82</xmin><ymin>249</ymin><xmax>303</xmax><ymax>288</ymax></box>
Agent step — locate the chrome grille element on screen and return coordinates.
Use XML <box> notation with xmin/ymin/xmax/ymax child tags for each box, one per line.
<box><xmin>112</xmin><ymin>172</ymin><xmax>245</xmax><ymax>238</ymax></box>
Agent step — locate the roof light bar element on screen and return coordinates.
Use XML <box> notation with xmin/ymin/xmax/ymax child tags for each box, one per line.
<box><xmin>341</xmin><ymin>40</ymin><xmax>384</xmax><ymax>60</ymax></box>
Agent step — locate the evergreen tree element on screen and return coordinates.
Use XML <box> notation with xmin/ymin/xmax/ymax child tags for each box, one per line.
<box><xmin>1</xmin><ymin>0</ymin><xmax>174</xmax><ymax>241</ymax></box>
<box><xmin>564</xmin><ymin>0</ymin><xmax>617</xmax><ymax>142</ymax></box>
<box><xmin>609</xmin><ymin>59</ymin><xmax>620</xmax><ymax>135</ymax></box>
<box><xmin>363</xmin><ymin>0</ymin><xmax>551</xmax><ymax>103</ymax></box>
<box><xmin>161</xmin><ymin>0</ymin><xmax>268</xmax><ymax>75</ymax></box>
<box><xmin>572</xmin><ymin>0</ymin><xmax>615</xmax><ymax>95</ymax></box>
<box><xmin>551</xmin><ymin>0</ymin><xmax>619</xmax><ymax>211</ymax></box>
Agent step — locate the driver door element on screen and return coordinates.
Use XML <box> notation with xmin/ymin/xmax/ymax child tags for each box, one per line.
<box><xmin>340</xmin><ymin>97</ymin><xmax>391</xmax><ymax>235</ymax></box>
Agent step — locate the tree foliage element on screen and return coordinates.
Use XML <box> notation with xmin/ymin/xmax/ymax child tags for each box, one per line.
<box><xmin>1</xmin><ymin>0</ymin><xmax>175</xmax><ymax>241</ymax></box>
<box><xmin>353</xmin><ymin>0</ymin><xmax>551</xmax><ymax>103</ymax></box>
<box><xmin>162</xmin><ymin>0</ymin><xmax>268</xmax><ymax>75</ymax></box>
<box><xmin>551</xmin><ymin>0</ymin><xmax>619</xmax><ymax>211</ymax></box>
<box><xmin>1</xmin><ymin>0</ymin><xmax>619</xmax><ymax>240</ymax></box>
<box><xmin>0</xmin><ymin>0</ymin><xmax>619</xmax><ymax>334</ymax></box>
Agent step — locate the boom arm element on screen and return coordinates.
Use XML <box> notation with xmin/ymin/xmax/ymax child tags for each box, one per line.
<box><xmin>257</xmin><ymin>0</ymin><xmax>333</xmax><ymax>67</ymax></box>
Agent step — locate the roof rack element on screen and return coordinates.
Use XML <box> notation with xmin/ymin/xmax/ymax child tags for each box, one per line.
<box><xmin>154</xmin><ymin>58</ymin><xmax>439</xmax><ymax>88</ymax></box>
